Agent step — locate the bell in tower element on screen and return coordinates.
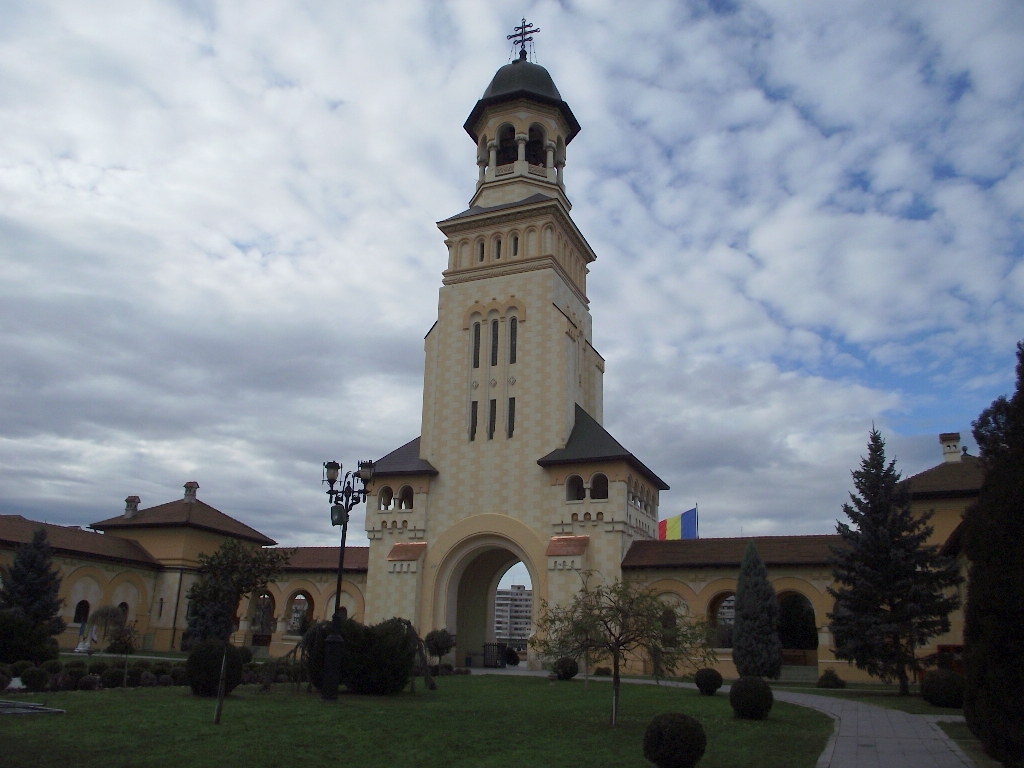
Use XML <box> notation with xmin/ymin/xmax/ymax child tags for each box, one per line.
<box><xmin>463</xmin><ymin>42</ymin><xmax>580</xmax><ymax>210</ymax></box>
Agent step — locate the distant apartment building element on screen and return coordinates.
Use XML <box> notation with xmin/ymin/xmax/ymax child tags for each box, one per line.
<box><xmin>494</xmin><ymin>584</ymin><xmax>533</xmax><ymax>649</ymax></box>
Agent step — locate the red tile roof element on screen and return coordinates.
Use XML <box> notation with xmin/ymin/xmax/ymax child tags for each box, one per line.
<box><xmin>622</xmin><ymin>535</ymin><xmax>840</xmax><ymax>569</ymax></box>
<box><xmin>274</xmin><ymin>546</ymin><xmax>369</xmax><ymax>572</ymax></box>
<box><xmin>92</xmin><ymin>499</ymin><xmax>275</xmax><ymax>546</ymax></box>
<box><xmin>0</xmin><ymin>515</ymin><xmax>159</xmax><ymax>568</ymax></box>
<box><xmin>906</xmin><ymin>455</ymin><xmax>984</xmax><ymax>500</ymax></box>
<box><xmin>387</xmin><ymin>542</ymin><xmax>427</xmax><ymax>561</ymax></box>
<box><xmin>546</xmin><ymin>535</ymin><xmax>590</xmax><ymax>557</ymax></box>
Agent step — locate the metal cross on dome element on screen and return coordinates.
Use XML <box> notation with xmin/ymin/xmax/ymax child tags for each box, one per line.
<box><xmin>507</xmin><ymin>18</ymin><xmax>540</xmax><ymax>54</ymax></box>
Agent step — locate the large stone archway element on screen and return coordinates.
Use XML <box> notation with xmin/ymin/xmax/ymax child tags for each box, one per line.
<box><xmin>431</xmin><ymin>532</ymin><xmax>540</xmax><ymax>668</ymax></box>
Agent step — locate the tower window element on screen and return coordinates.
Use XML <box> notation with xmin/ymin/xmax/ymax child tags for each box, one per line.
<box><xmin>566</xmin><ymin>475</ymin><xmax>585</xmax><ymax>501</ymax></box>
<box><xmin>507</xmin><ymin>397</ymin><xmax>515</xmax><ymax>438</ymax></box>
<box><xmin>497</xmin><ymin>125</ymin><xmax>516</xmax><ymax>165</ymax></box>
<box><xmin>495</xmin><ymin>238</ymin><xmax>501</xmax><ymax>260</ymax></box>
<box><xmin>470</xmin><ymin>401</ymin><xmax>478</xmax><ymax>441</ymax></box>
<box><xmin>509</xmin><ymin>318</ymin><xmax>517</xmax><ymax>364</ymax></box>
<box><xmin>513</xmin><ymin>235</ymin><xmax>519</xmax><ymax>257</ymax></box>
<box><xmin>473</xmin><ymin>322</ymin><xmax>481</xmax><ymax>368</ymax></box>
<box><xmin>590</xmin><ymin>473</ymin><xmax>608</xmax><ymax>500</ymax></box>
<box><xmin>488</xmin><ymin>399</ymin><xmax>497</xmax><ymax>439</ymax></box>
<box><xmin>490</xmin><ymin>320</ymin><xmax>499</xmax><ymax>367</ymax></box>
<box><xmin>478</xmin><ymin>242</ymin><xmax>484</xmax><ymax>262</ymax></box>
<box><xmin>526</xmin><ymin>125</ymin><xmax>545</xmax><ymax>166</ymax></box>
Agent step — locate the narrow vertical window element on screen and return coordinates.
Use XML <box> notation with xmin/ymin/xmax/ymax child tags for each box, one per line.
<box><xmin>478</xmin><ymin>242</ymin><xmax>484</xmax><ymax>262</ymax></box>
<box><xmin>495</xmin><ymin>238</ymin><xmax>501</xmax><ymax>260</ymax></box>
<box><xmin>513</xmin><ymin>235</ymin><xmax>519</xmax><ymax>256</ymax></box>
<box><xmin>507</xmin><ymin>397</ymin><xmax>516</xmax><ymax>438</ymax></box>
<box><xmin>490</xmin><ymin>320</ymin><xmax>499</xmax><ymax>366</ymax></box>
<box><xmin>509</xmin><ymin>318</ymin><xmax>517</xmax><ymax>364</ymax></box>
<box><xmin>473</xmin><ymin>322</ymin><xmax>481</xmax><ymax>368</ymax></box>
<box><xmin>488</xmin><ymin>399</ymin><xmax>497</xmax><ymax>439</ymax></box>
<box><xmin>470</xmin><ymin>401</ymin><xmax>478</xmax><ymax>441</ymax></box>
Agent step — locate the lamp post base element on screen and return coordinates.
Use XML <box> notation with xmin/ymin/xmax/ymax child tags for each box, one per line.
<box><xmin>321</xmin><ymin>613</ymin><xmax>343</xmax><ymax>702</ymax></box>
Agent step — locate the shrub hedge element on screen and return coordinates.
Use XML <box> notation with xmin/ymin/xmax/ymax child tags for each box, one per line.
<box><xmin>921</xmin><ymin>669</ymin><xmax>965</xmax><ymax>708</ymax></box>
<box><xmin>553</xmin><ymin>657</ymin><xmax>579</xmax><ymax>681</ymax></box>
<box><xmin>729</xmin><ymin>676</ymin><xmax>774</xmax><ymax>720</ymax></box>
<box><xmin>77</xmin><ymin>674</ymin><xmax>99</xmax><ymax>691</ymax></box>
<box><xmin>88</xmin><ymin>660</ymin><xmax>109</xmax><ymax>675</ymax></box>
<box><xmin>816</xmin><ymin>669</ymin><xmax>846</xmax><ymax>689</ymax></box>
<box><xmin>643</xmin><ymin>712</ymin><xmax>707</xmax><ymax>768</ymax></box>
<box><xmin>694</xmin><ymin>668</ymin><xmax>723</xmax><ymax>696</ymax></box>
<box><xmin>20</xmin><ymin>666</ymin><xmax>49</xmax><ymax>692</ymax></box>
<box><xmin>186</xmin><ymin>640</ymin><xmax>243</xmax><ymax>697</ymax></box>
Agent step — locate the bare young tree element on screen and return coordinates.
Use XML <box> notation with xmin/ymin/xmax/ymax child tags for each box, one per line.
<box><xmin>531</xmin><ymin>572</ymin><xmax>716</xmax><ymax>726</ymax></box>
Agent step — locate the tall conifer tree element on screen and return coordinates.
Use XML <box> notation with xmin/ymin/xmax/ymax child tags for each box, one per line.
<box><xmin>732</xmin><ymin>541</ymin><xmax>782</xmax><ymax>678</ymax></box>
<box><xmin>963</xmin><ymin>341</ymin><xmax>1024</xmax><ymax>767</ymax></box>
<box><xmin>828</xmin><ymin>429</ymin><xmax>961</xmax><ymax>695</ymax></box>
<box><xmin>0</xmin><ymin>528</ymin><xmax>65</xmax><ymax>632</ymax></box>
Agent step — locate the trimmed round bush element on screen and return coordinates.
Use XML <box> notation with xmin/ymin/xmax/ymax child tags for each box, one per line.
<box><xmin>60</xmin><ymin>667</ymin><xmax>87</xmax><ymax>690</ymax></box>
<box><xmin>0</xmin><ymin>674</ymin><xmax>10</xmax><ymax>691</ymax></box>
<box><xmin>171</xmin><ymin>667</ymin><xmax>188</xmax><ymax>686</ymax></box>
<box><xmin>594</xmin><ymin>666</ymin><xmax>611</xmax><ymax>676</ymax></box>
<box><xmin>77</xmin><ymin>674</ymin><xmax>99</xmax><ymax>691</ymax></box>
<box><xmin>729</xmin><ymin>676</ymin><xmax>774</xmax><ymax>720</ymax></box>
<box><xmin>88</xmin><ymin>660</ymin><xmax>109</xmax><ymax>676</ymax></box>
<box><xmin>151</xmin><ymin>663</ymin><xmax>171</xmax><ymax>677</ymax></box>
<box><xmin>42</xmin><ymin>659</ymin><xmax>63</xmax><ymax>674</ymax></box>
<box><xmin>694</xmin><ymin>668</ymin><xmax>723</xmax><ymax>696</ymax></box>
<box><xmin>239</xmin><ymin>646</ymin><xmax>253</xmax><ymax>665</ymax></box>
<box><xmin>921</xmin><ymin>669</ymin><xmax>965</xmax><ymax>709</ymax></box>
<box><xmin>140</xmin><ymin>671</ymin><xmax>158</xmax><ymax>687</ymax></box>
<box><xmin>553</xmin><ymin>657</ymin><xmax>579</xmax><ymax>681</ymax></box>
<box><xmin>0</xmin><ymin>663</ymin><xmax>11</xmax><ymax>677</ymax></box>
<box><xmin>186</xmin><ymin>640</ymin><xmax>243</xmax><ymax>697</ymax></box>
<box><xmin>12</xmin><ymin>660</ymin><xmax>34</xmax><ymax>676</ymax></box>
<box><xmin>454</xmin><ymin>667</ymin><xmax>471</xmax><ymax>675</ymax></box>
<box><xmin>64</xmin><ymin>659</ymin><xmax>87</xmax><ymax>670</ymax></box>
<box><xmin>132</xmin><ymin>659</ymin><xmax>152</xmax><ymax>671</ymax></box>
<box><xmin>20</xmin><ymin>666</ymin><xmax>50</xmax><ymax>692</ymax></box>
<box><xmin>504</xmin><ymin>646</ymin><xmax>521</xmax><ymax>667</ymax></box>
<box><xmin>100</xmin><ymin>667</ymin><xmax>124</xmax><ymax>688</ymax></box>
<box><xmin>158</xmin><ymin>674</ymin><xmax>173</xmax><ymax>687</ymax></box>
<box><xmin>817</xmin><ymin>669</ymin><xmax>846</xmax><ymax>689</ymax></box>
<box><xmin>643</xmin><ymin>713</ymin><xmax>707</xmax><ymax>768</ymax></box>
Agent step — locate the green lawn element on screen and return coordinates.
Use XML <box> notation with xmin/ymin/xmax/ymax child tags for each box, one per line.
<box><xmin>772</xmin><ymin>684</ymin><xmax>962</xmax><ymax>715</ymax></box>
<box><xmin>1</xmin><ymin>676</ymin><xmax>833</xmax><ymax>768</ymax></box>
<box><xmin>937</xmin><ymin>722</ymin><xmax>1002</xmax><ymax>768</ymax></box>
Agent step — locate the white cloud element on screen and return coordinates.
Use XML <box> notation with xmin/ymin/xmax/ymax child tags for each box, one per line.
<box><xmin>0</xmin><ymin>0</ymin><xmax>1020</xmax><ymax>546</ymax></box>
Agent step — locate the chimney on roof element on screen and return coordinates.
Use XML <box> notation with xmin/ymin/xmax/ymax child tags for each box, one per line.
<box><xmin>183</xmin><ymin>481</ymin><xmax>200</xmax><ymax>502</ymax></box>
<box><xmin>124</xmin><ymin>496</ymin><xmax>141</xmax><ymax>518</ymax></box>
<box><xmin>940</xmin><ymin>433</ymin><xmax>962</xmax><ymax>463</ymax></box>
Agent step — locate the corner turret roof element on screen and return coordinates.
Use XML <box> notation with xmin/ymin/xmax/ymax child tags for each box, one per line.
<box><xmin>538</xmin><ymin>404</ymin><xmax>669</xmax><ymax>490</ymax></box>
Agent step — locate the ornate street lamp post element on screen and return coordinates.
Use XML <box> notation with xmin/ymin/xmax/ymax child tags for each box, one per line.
<box><xmin>321</xmin><ymin>458</ymin><xmax>374</xmax><ymax>701</ymax></box>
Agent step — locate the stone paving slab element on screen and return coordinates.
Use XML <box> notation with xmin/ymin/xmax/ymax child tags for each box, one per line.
<box><xmin>0</xmin><ymin>699</ymin><xmax>65</xmax><ymax>715</ymax></box>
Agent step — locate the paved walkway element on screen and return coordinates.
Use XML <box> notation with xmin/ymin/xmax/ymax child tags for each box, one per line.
<box><xmin>476</xmin><ymin>668</ymin><xmax>974</xmax><ymax>767</ymax></box>
<box><xmin>772</xmin><ymin>690</ymin><xmax>971</xmax><ymax>768</ymax></box>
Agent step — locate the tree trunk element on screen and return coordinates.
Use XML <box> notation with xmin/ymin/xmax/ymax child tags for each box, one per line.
<box><xmin>898</xmin><ymin>669</ymin><xmax>909</xmax><ymax>696</ymax></box>
<box><xmin>611</xmin><ymin>652</ymin><xmax>620</xmax><ymax>727</ymax></box>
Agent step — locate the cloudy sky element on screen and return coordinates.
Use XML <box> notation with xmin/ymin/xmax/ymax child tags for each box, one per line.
<box><xmin>2</xmin><ymin>1</ymin><xmax>1022</xmax><ymax>563</ymax></box>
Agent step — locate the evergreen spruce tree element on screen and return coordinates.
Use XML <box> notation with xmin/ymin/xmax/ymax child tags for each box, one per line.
<box><xmin>963</xmin><ymin>340</ymin><xmax>1024</xmax><ymax>767</ymax></box>
<box><xmin>732</xmin><ymin>541</ymin><xmax>782</xmax><ymax>678</ymax></box>
<box><xmin>0</xmin><ymin>528</ymin><xmax>64</xmax><ymax>629</ymax></box>
<box><xmin>828</xmin><ymin>429</ymin><xmax>962</xmax><ymax>695</ymax></box>
<box><xmin>0</xmin><ymin>528</ymin><xmax>66</xmax><ymax>663</ymax></box>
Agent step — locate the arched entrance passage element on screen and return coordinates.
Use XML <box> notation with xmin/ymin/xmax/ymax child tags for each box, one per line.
<box><xmin>434</xmin><ymin>534</ymin><xmax>539</xmax><ymax>668</ymax></box>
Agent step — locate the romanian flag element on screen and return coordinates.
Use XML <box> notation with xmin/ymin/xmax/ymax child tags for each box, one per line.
<box><xmin>659</xmin><ymin>507</ymin><xmax>698</xmax><ymax>540</ymax></box>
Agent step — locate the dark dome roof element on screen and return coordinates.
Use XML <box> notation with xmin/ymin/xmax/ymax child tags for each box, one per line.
<box><xmin>482</xmin><ymin>57</ymin><xmax>562</xmax><ymax>101</ymax></box>
<box><xmin>464</xmin><ymin>52</ymin><xmax>580</xmax><ymax>145</ymax></box>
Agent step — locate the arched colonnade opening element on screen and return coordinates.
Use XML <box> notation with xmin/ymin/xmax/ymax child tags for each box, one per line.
<box><xmin>437</xmin><ymin>535</ymin><xmax>537</xmax><ymax>669</ymax></box>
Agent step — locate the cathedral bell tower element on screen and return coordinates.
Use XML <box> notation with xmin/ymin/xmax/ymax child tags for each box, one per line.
<box><xmin>360</xmin><ymin>29</ymin><xmax>667</xmax><ymax>669</ymax></box>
